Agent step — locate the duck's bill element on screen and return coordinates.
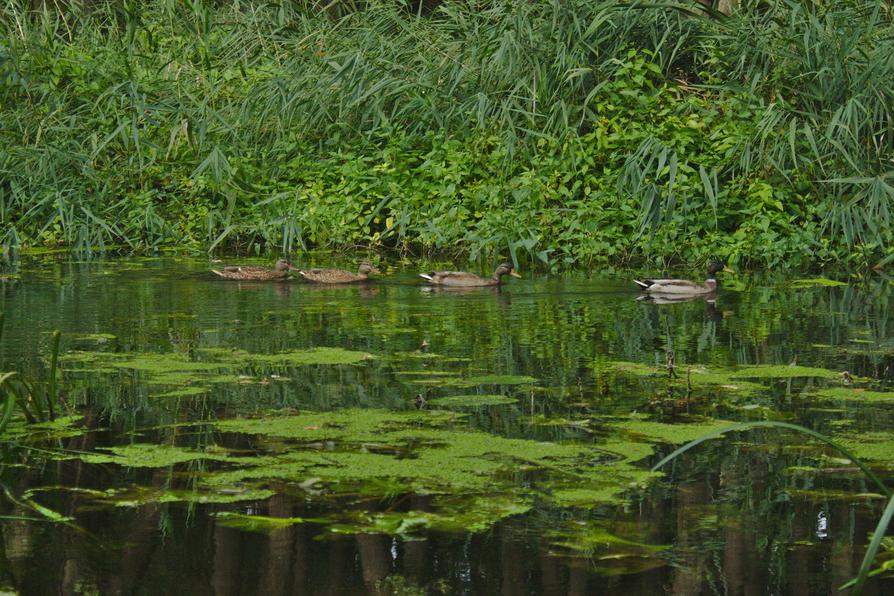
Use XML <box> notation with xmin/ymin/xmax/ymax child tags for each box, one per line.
<box><xmin>722</xmin><ymin>266</ymin><xmax>735</xmax><ymax>273</ymax></box>
<box><xmin>510</xmin><ymin>271</ymin><xmax>522</xmax><ymax>278</ymax></box>
<box><xmin>371</xmin><ymin>268</ymin><xmax>382</xmax><ymax>274</ymax></box>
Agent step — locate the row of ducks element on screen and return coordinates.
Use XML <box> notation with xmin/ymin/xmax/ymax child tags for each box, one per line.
<box><xmin>212</xmin><ymin>257</ymin><xmax>733</xmax><ymax>295</ymax></box>
<box><xmin>212</xmin><ymin>260</ymin><xmax>521</xmax><ymax>287</ymax></box>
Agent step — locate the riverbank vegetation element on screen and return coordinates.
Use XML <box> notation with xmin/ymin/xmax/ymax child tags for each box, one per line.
<box><xmin>2</xmin><ymin>0</ymin><xmax>892</xmax><ymax>269</ymax></box>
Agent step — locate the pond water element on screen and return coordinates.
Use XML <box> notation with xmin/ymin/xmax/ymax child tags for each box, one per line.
<box><xmin>1</xmin><ymin>257</ymin><xmax>893</xmax><ymax>595</ymax></box>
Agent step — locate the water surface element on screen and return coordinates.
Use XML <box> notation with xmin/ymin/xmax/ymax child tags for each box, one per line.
<box><xmin>1</xmin><ymin>257</ymin><xmax>893</xmax><ymax>594</ymax></box>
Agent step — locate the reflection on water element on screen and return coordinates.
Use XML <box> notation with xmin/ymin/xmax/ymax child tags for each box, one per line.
<box><xmin>1</xmin><ymin>257</ymin><xmax>894</xmax><ymax>594</ymax></box>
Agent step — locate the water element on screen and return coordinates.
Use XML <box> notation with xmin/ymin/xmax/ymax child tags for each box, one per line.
<box><xmin>1</xmin><ymin>257</ymin><xmax>893</xmax><ymax>595</ymax></box>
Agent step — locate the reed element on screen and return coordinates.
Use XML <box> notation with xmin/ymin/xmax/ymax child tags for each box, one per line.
<box><xmin>1</xmin><ymin>1</ymin><xmax>891</xmax><ymax>267</ymax></box>
<box><xmin>0</xmin><ymin>329</ymin><xmax>64</xmax><ymax>432</ymax></box>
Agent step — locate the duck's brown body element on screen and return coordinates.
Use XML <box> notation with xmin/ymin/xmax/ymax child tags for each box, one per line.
<box><xmin>420</xmin><ymin>263</ymin><xmax>521</xmax><ymax>287</ymax></box>
<box><xmin>212</xmin><ymin>259</ymin><xmax>296</xmax><ymax>281</ymax></box>
<box><xmin>299</xmin><ymin>262</ymin><xmax>380</xmax><ymax>284</ymax></box>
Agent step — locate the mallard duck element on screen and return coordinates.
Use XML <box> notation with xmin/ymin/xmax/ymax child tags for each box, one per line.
<box><xmin>419</xmin><ymin>262</ymin><xmax>521</xmax><ymax>287</ymax></box>
<box><xmin>299</xmin><ymin>262</ymin><xmax>381</xmax><ymax>283</ymax></box>
<box><xmin>634</xmin><ymin>258</ymin><xmax>733</xmax><ymax>296</ymax></box>
<box><xmin>212</xmin><ymin>259</ymin><xmax>297</xmax><ymax>281</ymax></box>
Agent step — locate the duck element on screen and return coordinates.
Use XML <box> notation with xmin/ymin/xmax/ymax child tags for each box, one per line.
<box><xmin>299</xmin><ymin>262</ymin><xmax>381</xmax><ymax>283</ymax></box>
<box><xmin>212</xmin><ymin>259</ymin><xmax>297</xmax><ymax>281</ymax></box>
<box><xmin>419</xmin><ymin>262</ymin><xmax>521</xmax><ymax>287</ymax></box>
<box><xmin>634</xmin><ymin>258</ymin><xmax>733</xmax><ymax>296</ymax></box>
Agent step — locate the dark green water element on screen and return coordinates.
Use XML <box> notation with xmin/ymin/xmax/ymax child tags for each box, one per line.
<box><xmin>1</xmin><ymin>257</ymin><xmax>893</xmax><ymax>595</ymax></box>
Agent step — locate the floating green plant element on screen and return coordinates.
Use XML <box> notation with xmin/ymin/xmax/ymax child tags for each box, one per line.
<box><xmin>835</xmin><ymin>433</ymin><xmax>894</xmax><ymax>462</ymax></box>
<box><xmin>331</xmin><ymin>495</ymin><xmax>533</xmax><ymax>536</ymax></box>
<box><xmin>609</xmin><ymin>415</ymin><xmax>735</xmax><ymax>445</ymax></box>
<box><xmin>790</xmin><ymin>278</ymin><xmax>848</xmax><ymax>287</ymax></box>
<box><xmin>80</xmin><ymin>443</ymin><xmax>232</xmax><ymax>467</ymax></box>
<box><xmin>70</xmin><ymin>333</ymin><xmax>117</xmax><ymax>343</ymax></box>
<box><xmin>599</xmin><ymin>361</ymin><xmax>763</xmax><ymax>396</ymax></box>
<box><xmin>428</xmin><ymin>395</ymin><xmax>516</xmax><ymax>407</ymax></box>
<box><xmin>813</xmin><ymin>388</ymin><xmax>894</xmax><ymax>403</ymax></box>
<box><xmin>212</xmin><ymin>512</ymin><xmax>313</xmax><ymax>533</ymax></box>
<box><xmin>547</xmin><ymin>523</ymin><xmax>668</xmax><ymax>575</ymax></box>
<box><xmin>61</xmin><ymin>346</ymin><xmax>374</xmax><ymax>390</ymax></box>
<box><xmin>729</xmin><ymin>365</ymin><xmax>840</xmax><ymax>380</ymax></box>
<box><xmin>452</xmin><ymin>375</ymin><xmax>537</xmax><ymax>386</ymax></box>
<box><xmin>58</xmin><ymin>407</ymin><xmax>677</xmax><ymax>536</ymax></box>
<box><xmin>152</xmin><ymin>386</ymin><xmax>210</xmax><ymax>398</ymax></box>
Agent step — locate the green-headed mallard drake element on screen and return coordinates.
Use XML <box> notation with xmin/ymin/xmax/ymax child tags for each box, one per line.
<box><xmin>212</xmin><ymin>259</ymin><xmax>297</xmax><ymax>281</ymax></box>
<box><xmin>299</xmin><ymin>262</ymin><xmax>381</xmax><ymax>284</ymax></box>
<box><xmin>634</xmin><ymin>258</ymin><xmax>733</xmax><ymax>296</ymax></box>
<box><xmin>419</xmin><ymin>262</ymin><xmax>521</xmax><ymax>287</ymax></box>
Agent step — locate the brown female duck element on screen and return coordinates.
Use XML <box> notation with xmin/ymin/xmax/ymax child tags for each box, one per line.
<box><xmin>419</xmin><ymin>262</ymin><xmax>521</xmax><ymax>287</ymax></box>
<box><xmin>299</xmin><ymin>262</ymin><xmax>381</xmax><ymax>284</ymax></box>
<box><xmin>212</xmin><ymin>259</ymin><xmax>297</xmax><ymax>281</ymax></box>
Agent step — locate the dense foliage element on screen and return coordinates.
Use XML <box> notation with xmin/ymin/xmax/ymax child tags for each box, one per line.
<box><xmin>1</xmin><ymin>0</ymin><xmax>892</xmax><ymax>268</ymax></box>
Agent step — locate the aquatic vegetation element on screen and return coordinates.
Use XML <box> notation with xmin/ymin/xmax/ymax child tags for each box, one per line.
<box><xmin>212</xmin><ymin>512</ymin><xmax>314</xmax><ymax>533</ymax></box>
<box><xmin>790</xmin><ymin>278</ymin><xmax>848</xmax><ymax>288</ymax></box>
<box><xmin>547</xmin><ymin>523</ymin><xmax>668</xmax><ymax>575</ymax></box>
<box><xmin>229</xmin><ymin>347</ymin><xmax>373</xmax><ymax>366</ymax></box>
<box><xmin>69</xmin><ymin>333</ymin><xmax>117</xmax><ymax>343</ymax></box>
<box><xmin>427</xmin><ymin>395</ymin><xmax>516</xmax><ymax>407</ymax></box>
<box><xmin>609</xmin><ymin>415</ymin><xmax>735</xmax><ymax>445</ymax></box>
<box><xmin>452</xmin><ymin>375</ymin><xmax>537</xmax><ymax>386</ymax></box>
<box><xmin>61</xmin><ymin>346</ymin><xmax>373</xmax><ymax>390</ymax></box>
<box><xmin>401</xmin><ymin>374</ymin><xmax>538</xmax><ymax>388</ymax></box>
<box><xmin>729</xmin><ymin>365</ymin><xmax>841</xmax><ymax>380</ymax></box>
<box><xmin>813</xmin><ymin>388</ymin><xmax>894</xmax><ymax>403</ymax></box>
<box><xmin>152</xmin><ymin>386</ymin><xmax>210</xmax><ymax>398</ymax></box>
<box><xmin>332</xmin><ymin>495</ymin><xmax>533</xmax><ymax>536</ymax></box>
<box><xmin>0</xmin><ymin>330</ymin><xmax>64</xmax><ymax>432</ymax></box>
<box><xmin>835</xmin><ymin>434</ymin><xmax>894</xmax><ymax>463</ymax></box>
<box><xmin>1</xmin><ymin>415</ymin><xmax>87</xmax><ymax>442</ymax></box>
<box><xmin>652</xmin><ymin>420</ymin><xmax>894</xmax><ymax>594</ymax></box>
<box><xmin>600</xmin><ymin>361</ymin><xmax>763</xmax><ymax>396</ymax></box>
<box><xmin>79</xmin><ymin>443</ymin><xmax>232</xmax><ymax>468</ymax></box>
<box><xmin>58</xmin><ymin>408</ymin><xmax>675</xmax><ymax>535</ymax></box>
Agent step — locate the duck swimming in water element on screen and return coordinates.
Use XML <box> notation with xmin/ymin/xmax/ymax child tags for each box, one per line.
<box><xmin>299</xmin><ymin>262</ymin><xmax>381</xmax><ymax>283</ymax></box>
<box><xmin>634</xmin><ymin>258</ymin><xmax>733</xmax><ymax>296</ymax></box>
<box><xmin>419</xmin><ymin>262</ymin><xmax>521</xmax><ymax>287</ymax></box>
<box><xmin>212</xmin><ymin>259</ymin><xmax>297</xmax><ymax>281</ymax></box>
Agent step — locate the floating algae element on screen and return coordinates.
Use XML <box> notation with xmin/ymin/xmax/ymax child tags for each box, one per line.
<box><xmin>79</xmin><ymin>443</ymin><xmax>233</xmax><ymax>467</ymax></box>
<box><xmin>62</xmin><ymin>408</ymin><xmax>678</xmax><ymax>535</ymax></box>
<box><xmin>212</xmin><ymin>512</ymin><xmax>315</xmax><ymax>533</ymax></box>
<box><xmin>427</xmin><ymin>395</ymin><xmax>516</xmax><ymax>407</ymax></box>
<box><xmin>729</xmin><ymin>365</ymin><xmax>841</xmax><ymax>380</ymax></box>
<box><xmin>790</xmin><ymin>278</ymin><xmax>847</xmax><ymax>288</ymax></box>
<box><xmin>813</xmin><ymin>387</ymin><xmax>894</xmax><ymax>403</ymax></box>
<box><xmin>60</xmin><ymin>346</ymin><xmax>374</xmax><ymax>390</ymax></box>
<box><xmin>608</xmin><ymin>414</ymin><xmax>735</xmax><ymax>445</ymax></box>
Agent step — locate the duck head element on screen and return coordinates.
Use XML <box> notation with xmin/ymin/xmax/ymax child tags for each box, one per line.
<box><xmin>707</xmin><ymin>257</ymin><xmax>734</xmax><ymax>278</ymax></box>
<box><xmin>275</xmin><ymin>259</ymin><xmax>298</xmax><ymax>272</ymax></box>
<box><xmin>358</xmin><ymin>262</ymin><xmax>381</xmax><ymax>275</ymax></box>
<box><xmin>495</xmin><ymin>262</ymin><xmax>522</xmax><ymax>279</ymax></box>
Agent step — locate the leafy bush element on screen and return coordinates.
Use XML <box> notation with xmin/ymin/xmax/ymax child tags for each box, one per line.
<box><xmin>0</xmin><ymin>0</ymin><xmax>891</xmax><ymax>268</ymax></box>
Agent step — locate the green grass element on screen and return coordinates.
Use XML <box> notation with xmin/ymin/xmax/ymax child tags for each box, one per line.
<box><xmin>1</xmin><ymin>0</ymin><xmax>892</xmax><ymax>269</ymax></box>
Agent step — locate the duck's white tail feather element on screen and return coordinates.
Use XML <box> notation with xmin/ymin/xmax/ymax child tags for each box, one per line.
<box><xmin>633</xmin><ymin>279</ymin><xmax>650</xmax><ymax>288</ymax></box>
<box><xmin>419</xmin><ymin>273</ymin><xmax>433</xmax><ymax>281</ymax></box>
